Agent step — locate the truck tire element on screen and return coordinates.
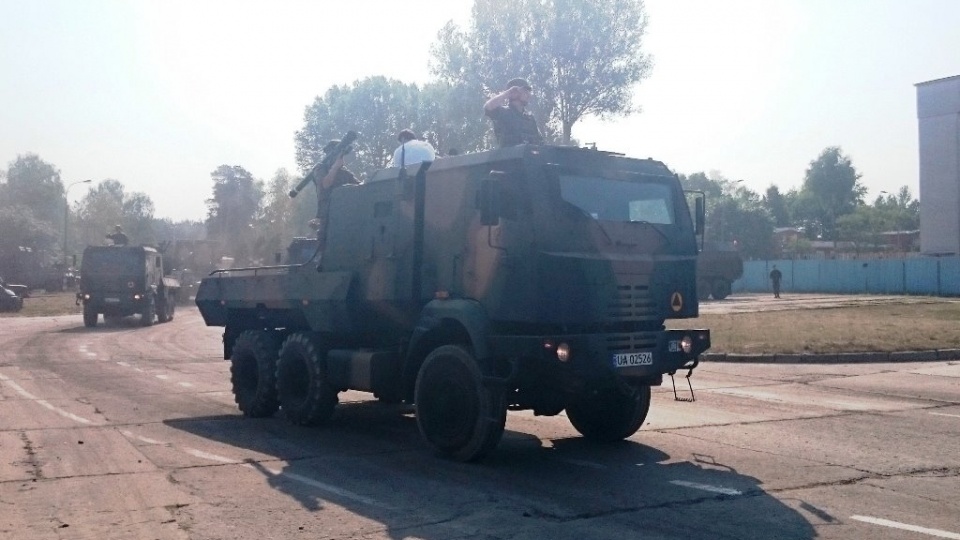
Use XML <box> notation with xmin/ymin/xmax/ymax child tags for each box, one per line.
<box><xmin>566</xmin><ymin>385</ymin><xmax>651</xmax><ymax>442</ymax></box>
<box><xmin>415</xmin><ymin>345</ymin><xmax>507</xmax><ymax>462</ymax></box>
<box><xmin>140</xmin><ymin>294</ymin><xmax>156</xmax><ymax>327</ymax></box>
<box><xmin>157</xmin><ymin>293</ymin><xmax>175</xmax><ymax>323</ymax></box>
<box><xmin>83</xmin><ymin>305</ymin><xmax>98</xmax><ymax>328</ymax></box>
<box><xmin>230</xmin><ymin>330</ymin><xmax>280</xmax><ymax>418</ymax></box>
<box><xmin>276</xmin><ymin>332</ymin><xmax>338</xmax><ymax>426</ymax></box>
<box><xmin>711</xmin><ymin>279</ymin><xmax>732</xmax><ymax>300</ymax></box>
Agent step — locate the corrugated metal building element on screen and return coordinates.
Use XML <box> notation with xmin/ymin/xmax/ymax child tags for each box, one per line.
<box><xmin>917</xmin><ymin>75</ymin><xmax>960</xmax><ymax>255</ymax></box>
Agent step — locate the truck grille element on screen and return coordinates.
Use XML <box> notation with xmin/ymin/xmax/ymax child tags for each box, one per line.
<box><xmin>606</xmin><ymin>282</ymin><xmax>656</xmax><ymax>321</ymax></box>
<box><xmin>605</xmin><ymin>332</ymin><xmax>659</xmax><ymax>352</ymax></box>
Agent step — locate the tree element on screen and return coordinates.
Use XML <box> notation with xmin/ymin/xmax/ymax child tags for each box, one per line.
<box><xmin>2</xmin><ymin>153</ymin><xmax>64</xmax><ymax>226</ymax></box>
<box><xmin>794</xmin><ymin>147</ymin><xmax>865</xmax><ymax>241</ymax></box>
<box><xmin>205</xmin><ymin>165</ymin><xmax>264</xmax><ymax>265</ymax></box>
<box><xmin>295</xmin><ymin>77</ymin><xmax>424</xmax><ymax>180</ymax></box>
<box><xmin>76</xmin><ymin>180</ymin><xmax>155</xmax><ymax>248</ymax></box>
<box><xmin>679</xmin><ymin>172</ymin><xmax>774</xmax><ymax>259</ymax></box>
<box><xmin>431</xmin><ymin>0</ymin><xmax>652</xmax><ymax>143</ymax></box>
<box><xmin>0</xmin><ymin>205</ymin><xmax>59</xmax><ymax>277</ymax></box>
<box><xmin>763</xmin><ymin>185</ymin><xmax>791</xmax><ymax>227</ymax></box>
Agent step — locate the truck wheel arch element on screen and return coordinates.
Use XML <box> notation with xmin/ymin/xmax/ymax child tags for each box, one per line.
<box><xmin>402</xmin><ymin>299</ymin><xmax>492</xmax><ymax>401</ymax></box>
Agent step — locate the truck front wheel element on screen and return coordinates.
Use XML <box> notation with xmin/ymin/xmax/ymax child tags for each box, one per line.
<box><xmin>140</xmin><ymin>294</ymin><xmax>156</xmax><ymax>327</ymax></box>
<box><xmin>276</xmin><ymin>333</ymin><xmax>337</xmax><ymax>426</ymax></box>
<box><xmin>83</xmin><ymin>305</ymin><xmax>98</xmax><ymax>328</ymax></box>
<box><xmin>566</xmin><ymin>385</ymin><xmax>651</xmax><ymax>442</ymax></box>
<box><xmin>415</xmin><ymin>345</ymin><xmax>507</xmax><ymax>462</ymax></box>
<box><xmin>230</xmin><ymin>330</ymin><xmax>280</xmax><ymax>418</ymax></box>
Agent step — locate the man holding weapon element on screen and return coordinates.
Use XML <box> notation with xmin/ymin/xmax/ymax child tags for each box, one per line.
<box><xmin>289</xmin><ymin>132</ymin><xmax>361</xmax><ymax>250</ymax></box>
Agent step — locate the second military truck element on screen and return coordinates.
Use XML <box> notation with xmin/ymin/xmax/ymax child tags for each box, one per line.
<box><xmin>79</xmin><ymin>245</ymin><xmax>179</xmax><ymax>327</ymax></box>
<box><xmin>196</xmin><ymin>144</ymin><xmax>711</xmax><ymax>461</ymax></box>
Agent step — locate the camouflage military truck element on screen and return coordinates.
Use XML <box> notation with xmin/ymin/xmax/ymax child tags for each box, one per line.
<box><xmin>696</xmin><ymin>242</ymin><xmax>744</xmax><ymax>300</ymax></box>
<box><xmin>196</xmin><ymin>144</ymin><xmax>711</xmax><ymax>461</ymax></box>
<box><xmin>79</xmin><ymin>245</ymin><xmax>179</xmax><ymax>327</ymax></box>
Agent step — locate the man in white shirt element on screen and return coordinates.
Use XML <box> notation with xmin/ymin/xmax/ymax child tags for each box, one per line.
<box><xmin>391</xmin><ymin>129</ymin><xmax>435</xmax><ymax>168</ymax></box>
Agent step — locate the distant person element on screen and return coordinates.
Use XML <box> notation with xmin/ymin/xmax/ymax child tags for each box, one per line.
<box><xmin>391</xmin><ymin>129</ymin><xmax>436</xmax><ymax>168</ymax></box>
<box><xmin>483</xmin><ymin>77</ymin><xmax>544</xmax><ymax>148</ymax></box>
<box><xmin>769</xmin><ymin>265</ymin><xmax>783</xmax><ymax>298</ymax></box>
<box><xmin>308</xmin><ymin>139</ymin><xmax>361</xmax><ymax>249</ymax></box>
<box><xmin>106</xmin><ymin>225</ymin><xmax>128</xmax><ymax>246</ymax></box>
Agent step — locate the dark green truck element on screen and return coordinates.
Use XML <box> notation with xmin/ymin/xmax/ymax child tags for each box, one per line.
<box><xmin>196</xmin><ymin>144</ymin><xmax>710</xmax><ymax>461</ymax></box>
<box><xmin>79</xmin><ymin>245</ymin><xmax>179</xmax><ymax>327</ymax></box>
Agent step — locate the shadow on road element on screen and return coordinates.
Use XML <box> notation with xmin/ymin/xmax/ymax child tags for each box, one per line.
<box><xmin>165</xmin><ymin>402</ymin><xmax>820</xmax><ymax>539</ymax></box>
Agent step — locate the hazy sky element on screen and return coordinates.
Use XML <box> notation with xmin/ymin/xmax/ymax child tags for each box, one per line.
<box><xmin>1</xmin><ymin>0</ymin><xmax>957</xmax><ymax>221</ymax></box>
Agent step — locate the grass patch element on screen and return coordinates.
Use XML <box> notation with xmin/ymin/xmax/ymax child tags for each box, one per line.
<box><xmin>0</xmin><ymin>292</ymin><xmax>82</xmax><ymax>318</ymax></box>
<box><xmin>668</xmin><ymin>301</ymin><xmax>960</xmax><ymax>354</ymax></box>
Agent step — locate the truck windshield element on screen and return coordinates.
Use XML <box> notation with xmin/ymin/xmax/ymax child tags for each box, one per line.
<box><xmin>83</xmin><ymin>251</ymin><xmax>142</xmax><ymax>275</ymax></box>
<box><xmin>559</xmin><ymin>174</ymin><xmax>676</xmax><ymax>225</ymax></box>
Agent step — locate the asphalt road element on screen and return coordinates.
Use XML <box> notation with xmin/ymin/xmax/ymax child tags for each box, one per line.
<box><xmin>1</xmin><ymin>308</ymin><xmax>958</xmax><ymax>540</ymax></box>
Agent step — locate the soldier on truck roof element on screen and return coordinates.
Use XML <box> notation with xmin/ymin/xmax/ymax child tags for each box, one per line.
<box><xmin>483</xmin><ymin>77</ymin><xmax>544</xmax><ymax>148</ymax></box>
<box><xmin>308</xmin><ymin>140</ymin><xmax>362</xmax><ymax>250</ymax></box>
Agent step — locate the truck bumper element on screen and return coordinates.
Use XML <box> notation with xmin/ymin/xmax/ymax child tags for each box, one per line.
<box><xmin>81</xmin><ymin>293</ymin><xmax>147</xmax><ymax>316</ymax></box>
<box><xmin>490</xmin><ymin>328</ymin><xmax>710</xmax><ymax>386</ymax></box>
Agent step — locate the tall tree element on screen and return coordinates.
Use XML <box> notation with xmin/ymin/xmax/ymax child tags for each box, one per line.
<box><xmin>679</xmin><ymin>172</ymin><xmax>774</xmax><ymax>259</ymax></box>
<box><xmin>2</xmin><ymin>153</ymin><xmax>64</xmax><ymax>226</ymax></box>
<box><xmin>431</xmin><ymin>0</ymin><xmax>652</xmax><ymax>143</ymax></box>
<box><xmin>795</xmin><ymin>147</ymin><xmax>865</xmax><ymax>241</ymax></box>
<box><xmin>763</xmin><ymin>185</ymin><xmax>791</xmax><ymax>227</ymax></box>
<box><xmin>205</xmin><ymin>165</ymin><xmax>263</xmax><ymax>265</ymax></box>
<box><xmin>76</xmin><ymin>180</ymin><xmax>156</xmax><ymax>248</ymax></box>
<box><xmin>295</xmin><ymin>77</ymin><xmax>424</xmax><ymax>179</ymax></box>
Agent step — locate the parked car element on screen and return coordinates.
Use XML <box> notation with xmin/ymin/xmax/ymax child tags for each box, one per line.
<box><xmin>0</xmin><ymin>276</ymin><xmax>29</xmax><ymax>299</ymax></box>
<box><xmin>0</xmin><ymin>286</ymin><xmax>24</xmax><ymax>312</ymax></box>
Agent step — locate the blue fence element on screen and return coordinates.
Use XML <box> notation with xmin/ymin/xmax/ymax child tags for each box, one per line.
<box><xmin>734</xmin><ymin>257</ymin><xmax>960</xmax><ymax>296</ymax></box>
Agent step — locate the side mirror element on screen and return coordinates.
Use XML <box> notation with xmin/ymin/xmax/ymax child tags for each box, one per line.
<box><xmin>480</xmin><ymin>172</ymin><xmax>504</xmax><ymax>226</ymax></box>
<box><xmin>695</xmin><ymin>197</ymin><xmax>705</xmax><ymax>235</ymax></box>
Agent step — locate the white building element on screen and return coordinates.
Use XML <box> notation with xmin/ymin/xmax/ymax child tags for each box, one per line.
<box><xmin>917</xmin><ymin>75</ymin><xmax>960</xmax><ymax>255</ymax></box>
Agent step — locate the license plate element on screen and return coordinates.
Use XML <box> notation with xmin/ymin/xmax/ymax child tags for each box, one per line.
<box><xmin>612</xmin><ymin>351</ymin><xmax>653</xmax><ymax>368</ymax></box>
<box><xmin>104</xmin><ymin>298</ymin><xmax>120</xmax><ymax>304</ymax></box>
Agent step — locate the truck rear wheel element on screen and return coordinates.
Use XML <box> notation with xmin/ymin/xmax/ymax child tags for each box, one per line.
<box><xmin>697</xmin><ymin>280</ymin><xmax>711</xmax><ymax>301</ymax></box>
<box><xmin>157</xmin><ymin>293</ymin><xmax>175</xmax><ymax>323</ymax></box>
<box><xmin>83</xmin><ymin>305</ymin><xmax>98</xmax><ymax>328</ymax></box>
<box><xmin>415</xmin><ymin>345</ymin><xmax>507</xmax><ymax>462</ymax></box>
<box><xmin>566</xmin><ymin>385</ymin><xmax>651</xmax><ymax>442</ymax></box>
<box><xmin>276</xmin><ymin>333</ymin><xmax>338</xmax><ymax>426</ymax></box>
<box><xmin>140</xmin><ymin>294</ymin><xmax>156</xmax><ymax>327</ymax></box>
<box><xmin>230</xmin><ymin>330</ymin><xmax>280</xmax><ymax>418</ymax></box>
<box><xmin>711</xmin><ymin>279</ymin><xmax>732</xmax><ymax>300</ymax></box>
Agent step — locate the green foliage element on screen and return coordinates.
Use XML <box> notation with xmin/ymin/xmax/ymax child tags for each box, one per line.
<box><xmin>205</xmin><ymin>165</ymin><xmax>264</xmax><ymax>265</ymax></box>
<box><xmin>679</xmin><ymin>172</ymin><xmax>774</xmax><ymax>259</ymax></box>
<box><xmin>763</xmin><ymin>185</ymin><xmax>791</xmax><ymax>227</ymax></box>
<box><xmin>75</xmin><ymin>180</ymin><xmax>156</xmax><ymax>249</ymax></box>
<box><xmin>431</xmin><ymin>0</ymin><xmax>652</xmax><ymax>143</ymax></box>
<box><xmin>0</xmin><ymin>204</ymin><xmax>59</xmax><ymax>258</ymax></box>
<box><xmin>2</xmin><ymin>153</ymin><xmax>64</xmax><ymax>225</ymax></box>
<box><xmin>794</xmin><ymin>147</ymin><xmax>866</xmax><ymax>241</ymax></box>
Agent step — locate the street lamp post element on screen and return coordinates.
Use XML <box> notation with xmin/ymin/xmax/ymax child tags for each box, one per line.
<box><xmin>63</xmin><ymin>180</ymin><xmax>92</xmax><ymax>265</ymax></box>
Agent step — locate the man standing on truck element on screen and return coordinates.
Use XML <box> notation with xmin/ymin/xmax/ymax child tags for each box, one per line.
<box><xmin>391</xmin><ymin>129</ymin><xmax>436</xmax><ymax>168</ymax></box>
<box><xmin>769</xmin><ymin>265</ymin><xmax>783</xmax><ymax>298</ymax></box>
<box><xmin>106</xmin><ymin>225</ymin><xmax>128</xmax><ymax>246</ymax></box>
<box><xmin>483</xmin><ymin>77</ymin><xmax>544</xmax><ymax>147</ymax></box>
<box><xmin>308</xmin><ymin>140</ymin><xmax>362</xmax><ymax>249</ymax></box>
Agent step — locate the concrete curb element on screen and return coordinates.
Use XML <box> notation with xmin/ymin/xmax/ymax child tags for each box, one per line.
<box><xmin>702</xmin><ymin>349</ymin><xmax>960</xmax><ymax>364</ymax></box>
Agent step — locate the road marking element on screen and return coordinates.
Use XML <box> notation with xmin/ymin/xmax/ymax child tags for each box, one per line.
<box><xmin>184</xmin><ymin>447</ymin><xmax>239</xmax><ymax>464</ymax></box>
<box><xmin>120</xmin><ymin>430</ymin><xmax>165</xmax><ymax>445</ymax></box>
<box><xmin>670</xmin><ymin>480</ymin><xmax>742</xmax><ymax>496</ymax></box>
<box><xmin>117</xmin><ymin>361</ymin><xmax>130</xmax><ymax>367</ymax></box>
<box><xmin>851</xmin><ymin>516</ymin><xmax>960</xmax><ymax>539</ymax></box>
<box><xmin>155</xmin><ymin>374</ymin><xmax>170</xmax><ymax>380</ymax></box>
<box><xmin>256</xmin><ymin>464</ymin><xmax>395</xmax><ymax>510</ymax></box>
<box><xmin>178</xmin><ymin>382</ymin><xmax>193</xmax><ymax>388</ymax></box>
<box><xmin>930</xmin><ymin>412</ymin><xmax>960</xmax><ymax>419</ymax></box>
<box><xmin>0</xmin><ymin>374</ymin><xmax>93</xmax><ymax>425</ymax></box>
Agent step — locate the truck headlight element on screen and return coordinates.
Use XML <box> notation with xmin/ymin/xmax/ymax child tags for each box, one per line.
<box><xmin>681</xmin><ymin>335</ymin><xmax>693</xmax><ymax>354</ymax></box>
<box><xmin>556</xmin><ymin>342</ymin><xmax>571</xmax><ymax>362</ymax></box>
<box><xmin>134</xmin><ymin>294</ymin><xmax>142</xmax><ymax>300</ymax></box>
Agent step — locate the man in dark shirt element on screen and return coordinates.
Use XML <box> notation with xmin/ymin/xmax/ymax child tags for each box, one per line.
<box><xmin>769</xmin><ymin>265</ymin><xmax>783</xmax><ymax>298</ymax></box>
<box><xmin>106</xmin><ymin>225</ymin><xmax>128</xmax><ymax>246</ymax></box>
<box><xmin>483</xmin><ymin>77</ymin><xmax>544</xmax><ymax>147</ymax></box>
<box><xmin>308</xmin><ymin>139</ymin><xmax>361</xmax><ymax>249</ymax></box>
